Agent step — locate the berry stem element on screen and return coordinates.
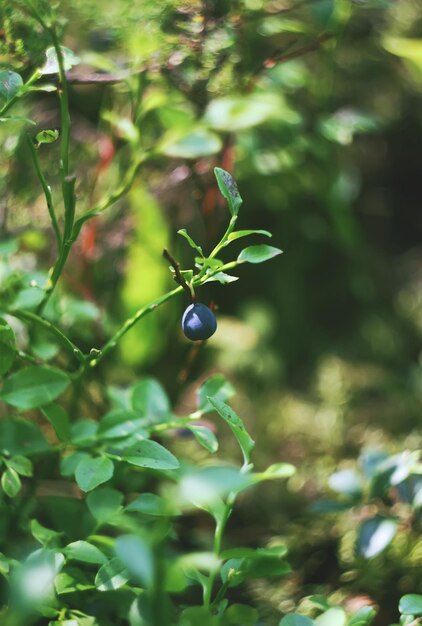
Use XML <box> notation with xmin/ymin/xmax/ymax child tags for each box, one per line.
<box><xmin>163</xmin><ymin>248</ymin><xmax>196</xmax><ymax>302</ymax></box>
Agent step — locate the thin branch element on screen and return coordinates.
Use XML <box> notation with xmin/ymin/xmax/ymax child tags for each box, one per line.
<box><xmin>9</xmin><ymin>309</ymin><xmax>85</xmax><ymax>365</ymax></box>
<box><xmin>163</xmin><ymin>248</ymin><xmax>194</xmax><ymax>301</ymax></box>
<box><xmin>262</xmin><ymin>33</ymin><xmax>333</xmax><ymax>69</ymax></box>
<box><xmin>26</xmin><ymin>135</ymin><xmax>62</xmax><ymax>249</ymax></box>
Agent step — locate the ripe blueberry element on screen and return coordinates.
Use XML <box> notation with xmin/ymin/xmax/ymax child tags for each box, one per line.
<box><xmin>182</xmin><ymin>303</ymin><xmax>217</xmax><ymax>341</ymax></box>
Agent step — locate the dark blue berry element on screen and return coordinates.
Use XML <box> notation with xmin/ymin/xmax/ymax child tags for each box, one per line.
<box><xmin>182</xmin><ymin>303</ymin><xmax>217</xmax><ymax>341</ymax></box>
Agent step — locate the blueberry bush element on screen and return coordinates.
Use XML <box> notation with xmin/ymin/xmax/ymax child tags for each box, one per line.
<box><xmin>1</xmin><ymin>1</ymin><xmax>422</xmax><ymax>625</ymax></box>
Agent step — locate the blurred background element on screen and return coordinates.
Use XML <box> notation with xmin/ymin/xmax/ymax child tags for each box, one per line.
<box><xmin>1</xmin><ymin>0</ymin><xmax>422</xmax><ymax>622</ymax></box>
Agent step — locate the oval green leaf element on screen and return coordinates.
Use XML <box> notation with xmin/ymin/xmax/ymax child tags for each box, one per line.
<box><xmin>214</xmin><ymin>167</ymin><xmax>242</xmax><ymax>216</ymax></box>
<box><xmin>238</xmin><ymin>244</ymin><xmax>283</xmax><ymax>264</ymax></box>
<box><xmin>399</xmin><ymin>594</ymin><xmax>422</xmax><ymax>616</ymax></box>
<box><xmin>1</xmin><ymin>467</ymin><xmax>21</xmax><ymax>497</ymax></box>
<box><xmin>0</xmin><ymin>366</ymin><xmax>70</xmax><ymax>410</ymax></box>
<box><xmin>0</xmin><ymin>71</ymin><xmax>23</xmax><ymax>104</ymax></box>
<box><xmin>123</xmin><ymin>439</ymin><xmax>179</xmax><ymax>470</ymax></box>
<box><xmin>75</xmin><ymin>456</ymin><xmax>114</xmax><ymax>492</ymax></box>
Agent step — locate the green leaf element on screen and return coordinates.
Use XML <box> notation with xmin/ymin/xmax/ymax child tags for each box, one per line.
<box><xmin>60</xmin><ymin>451</ymin><xmax>90</xmax><ymax>477</ymax></box>
<box><xmin>238</xmin><ymin>244</ymin><xmax>283</xmax><ymax>264</ymax></box>
<box><xmin>123</xmin><ymin>439</ymin><xmax>180</xmax><ymax>471</ymax></box>
<box><xmin>177</xmin><ymin>229</ymin><xmax>204</xmax><ymax>256</ymax></box>
<box><xmin>0</xmin><ymin>318</ymin><xmax>16</xmax><ymax>376</ymax></box>
<box><xmin>221</xmin><ymin>545</ymin><xmax>288</xmax><ymax>560</ymax></box>
<box><xmin>207</xmin><ymin>396</ymin><xmax>255</xmax><ymax>464</ymax></box>
<box><xmin>328</xmin><ymin>469</ymin><xmax>363</xmax><ymax>498</ymax></box>
<box><xmin>35</xmin><ymin>129</ymin><xmax>59</xmax><ymax>145</ymax></box>
<box><xmin>179</xmin><ymin>606</ymin><xmax>220</xmax><ymax>626</ymax></box>
<box><xmin>279</xmin><ymin>615</ymin><xmax>315</xmax><ymax>626</ymax></box>
<box><xmin>65</xmin><ymin>541</ymin><xmax>107</xmax><ymax>565</ymax></box>
<box><xmin>188</xmin><ymin>425</ymin><xmax>219</xmax><ymax>453</ymax></box>
<box><xmin>179</xmin><ymin>466</ymin><xmax>252</xmax><ymax>510</ymax></box>
<box><xmin>254</xmin><ymin>463</ymin><xmax>296</xmax><ymax>481</ymax></box>
<box><xmin>399</xmin><ymin>595</ymin><xmax>422</xmax><ymax>616</ymax></box>
<box><xmin>126</xmin><ymin>493</ymin><xmax>177</xmax><ymax>516</ymax></box>
<box><xmin>75</xmin><ymin>456</ymin><xmax>114</xmax><ymax>492</ymax></box>
<box><xmin>18</xmin><ymin>549</ymin><xmax>65</xmax><ymax>605</ymax></box>
<box><xmin>315</xmin><ymin>608</ymin><xmax>346</xmax><ymax>626</ymax></box>
<box><xmin>206</xmin><ymin>94</ymin><xmax>287</xmax><ymax>131</ymax></box>
<box><xmin>0</xmin><ymin>366</ymin><xmax>70</xmax><ymax>410</ymax></box>
<box><xmin>161</xmin><ymin>129</ymin><xmax>222</xmax><ymax>159</ymax></box>
<box><xmin>30</xmin><ymin>519</ymin><xmax>60</xmax><ymax>546</ymax></box>
<box><xmin>348</xmin><ymin>606</ymin><xmax>377</xmax><ymax>626</ymax></box>
<box><xmin>6</xmin><ymin>455</ymin><xmax>33</xmax><ymax>477</ymax></box>
<box><xmin>0</xmin><ymin>417</ymin><xmax>49</xmax><ymax>456</ymax></box>
<box><xmin>206</xmin><ymin>272</ymin><xmax>239</xmax><ymax>284</ymax></box>
<box><xmin>222</xmin><ymin>604</ymin><xmax>259</xmax><ymax>626</ymax></box>
<box><xmin>0</xmin><ymin>239</ymin><xmax>18</xmax><ymax>256</ymax></box>
<box><xmin>86</xmin><ymin>487</ymin><xmax>123</xmax><ymax>525</ymax></box>
<box><xmin>116</xmin><ymin>535</ymin><xmax>154</xmax><ymax>588</ymax></box>
<box><xmin>0</xmin><ymin>115</ymin><xmax>36</xmax><ymax>125</ymax></box>
<box><xmin>357</xmin><ymin>516</ymin><xmax>397</xmax><ymax>558</ymax></box>
<box><xmin>55</xmin><ymin>569</ymin><xmax>94</xmax><ymax>595</ymax></box>
<box><xmin>197</xmin><ymin>375</ymin><xmax>236</xmax><ymax>414</ymax></box>
<box><xmin>1</xmin><ymin>467</ymin><xmax>21</xmax><ymax>497</ymax></box>
<box><xmin>0</xmin><ymin>71</ymin><xmax>23</xmax><ymax>103</ymax></box>
<box><xmin>0</xmin><ymin>552</ymin><xmax>9</xmax><ymax>576</ymax></box>
<box><xmin>98</xmin><ymin>409</ymin><xmax>148</xmax><ymax>440</ymax></box>
<box><xmin>40</xmin><ymin>46</ymin><xmax>80</xmax><ymax>75</ymax></box>
<box><xmin>227</xmin><ymin>229</ymin><xmax>272</xmax><ymax>242</ymax></box>
<box><xmin>71</xmin><ymin>419</ymin><xmax>98</xmax><ymax>446</ymax></box>
<box><xmin>131</xmin><ymin>378</ymin><xmax>171</xmax><ymax>424</ymax></box>
<box><xmin>95</xmin><ymin>557</ymin><xmax>129</xmax><ymax>592</ymax></box>
<box><xmin>214</xmin><ymin>167</ymin><xmax>242</xmax><ymax>216</ymax></box>
<box><xmin>41</xmin><ymin>403</ymin><xmax>70</xmax><ymax>441</ymax></box>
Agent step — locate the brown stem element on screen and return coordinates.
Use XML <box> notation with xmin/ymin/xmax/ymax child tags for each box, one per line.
<box><xmin>162</xmin><ymin>248</ymin><xmax>195</xmax><ymax>302</ymax></box>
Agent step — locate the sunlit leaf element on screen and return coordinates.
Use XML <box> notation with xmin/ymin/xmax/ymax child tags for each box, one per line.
<box><xmin>40</xmin><ymin>46</ymin><xmax>80</xmax><ymax>75</ymax></box>
<box><xmin>1</xmin><ymin>467</ymin><xmax>21</xmax><ymax>497</ymax></box>
<box><xmin>35</xmin><ymin>129</ymin><xmax>59</xmax><ymax>145</ymax></box>
<box><xmin>399</xmin><ymin>594</ymin><xmax>422</xmax><ymax>616</ymax></box>
<box><xmin>95</xmin><ymin>557</ymin><xmax>129</xmax><ymax>591</ymax></box>
<box><xmin>315</xmin><ymin>608</ymin><xmax>346</xmax><ymax>626</ymax></box>
<box><xmin>238</xmin><ymin>245</ymin><xmax>283</xmax><ymax>264</ymax></box>
<box><xmin>227</xmin><ymin>229</ymin><xmax>271</xmax><ymax>242</ymax></box>
<box><xmin>357</xmin><ymin>516</ymin><xmax>397</xmax><ymax>558</ymax></box>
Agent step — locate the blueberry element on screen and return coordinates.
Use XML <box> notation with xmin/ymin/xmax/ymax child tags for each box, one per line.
<box><xmin>182</xmin><ymin>303</ymin><xmax>217</xmax><ymax>341</ymax></box>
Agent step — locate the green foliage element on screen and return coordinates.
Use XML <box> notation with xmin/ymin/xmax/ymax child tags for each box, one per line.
<box><xmin>0</xmin><ymin>0</ymin><xmax>421</xmax><ymax>624</ymax></box>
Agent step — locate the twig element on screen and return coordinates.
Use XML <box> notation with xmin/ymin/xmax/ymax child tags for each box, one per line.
<box><xmin>262</xmin><ymin>33</ymin><xmax>333</xmax><ymax>69</ymax></box>
<box><xmin>26</xmin><ymin>135</ymin><xmax>62</xmax><ymax>250</ymax></box>
<box><xmin>163</xmin><ymin>248</ymin><xmax>195</xmax><ymax>301</ymax></box>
